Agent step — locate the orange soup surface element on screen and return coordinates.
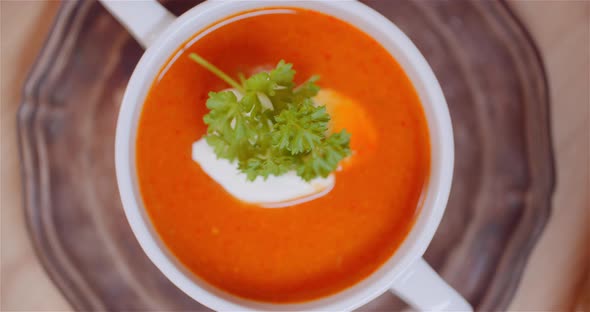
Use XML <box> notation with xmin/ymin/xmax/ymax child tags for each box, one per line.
<box><xmin>137</xmin><ymin>8</ymin><xmax>430</xmax><ymax>303</ymax></box>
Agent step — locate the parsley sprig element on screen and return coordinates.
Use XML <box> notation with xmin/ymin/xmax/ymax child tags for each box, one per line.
<box><xmin>189</xmin><ymin>53</ymin><xmax>351</xmax><ymax>181</ymax></box>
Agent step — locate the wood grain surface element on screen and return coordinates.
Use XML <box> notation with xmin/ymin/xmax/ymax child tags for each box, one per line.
<box><xmin>1</xmin><ymin>1</ymin><xmax>588</xmax><ymax>311</ymax></box>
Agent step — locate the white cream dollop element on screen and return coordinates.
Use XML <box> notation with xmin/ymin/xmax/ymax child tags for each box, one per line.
<box><xmin>192</xmin><ymin>139</ymin><xmax>334</xmax><ymax>208</ymax></box>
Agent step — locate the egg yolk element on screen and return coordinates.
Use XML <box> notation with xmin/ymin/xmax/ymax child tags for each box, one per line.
<box><xmin>315</xmin><ymin>89</ymin><xmax>378</xmax><ymax>168</ymax></box>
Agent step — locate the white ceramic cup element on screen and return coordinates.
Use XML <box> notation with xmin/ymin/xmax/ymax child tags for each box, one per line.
<box><xmin>105</xmin><ymin>0</ymin><xmax>472</xmax><ymax>311</ymax></box>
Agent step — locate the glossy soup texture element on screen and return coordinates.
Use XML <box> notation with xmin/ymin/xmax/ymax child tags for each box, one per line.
<box><xmin>136</xmin><ymin>8</ymin><xmax>430</xmax><ymax>303</ymax></box>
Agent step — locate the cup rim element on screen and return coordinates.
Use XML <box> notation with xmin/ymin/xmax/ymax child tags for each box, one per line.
<box><xmin>115</xmin><ymin>1</ymin><xmax>454</xmax><ymax>311</ymax></box>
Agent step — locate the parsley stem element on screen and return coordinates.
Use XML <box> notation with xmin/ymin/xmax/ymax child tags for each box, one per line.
<box><xmin>189</xmin><ymin>53</ymin><xmax>244</xmax><ymax>93</ymax></box>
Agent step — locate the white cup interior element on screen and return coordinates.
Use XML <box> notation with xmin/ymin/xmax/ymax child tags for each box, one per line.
<box><xmin>115</xmin><ymin>1</ymin><xmax>454</xmax><ymax>311</ymax></box>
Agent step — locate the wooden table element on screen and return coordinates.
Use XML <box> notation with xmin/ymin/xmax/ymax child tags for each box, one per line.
<box><xmin>1</xmin><ymin>1</ymin><xmax>587</xmax><ymax>310</ymax></box>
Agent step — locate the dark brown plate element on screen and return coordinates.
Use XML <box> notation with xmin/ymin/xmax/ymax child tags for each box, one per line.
<box><xmin>18</xmin><ymin>0</ymin><xmax>554</xmax><ymax>310</ymax></box>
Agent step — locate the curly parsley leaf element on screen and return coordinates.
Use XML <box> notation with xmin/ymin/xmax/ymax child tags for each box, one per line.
<box><xmin>244</xmin><ymin>72</ymin><xmax>277</xmax><ymax>96</ymax></box>
<box><xmin>297</xmin><ymin>130</ymin><xmax>351</xmax><ymax>181</ymax></box>
<box><xmin>269</xmin><ymin>60</ymin><xmax>295</xmax><ymax>87</ymax></box>
<box><xmin>238</xmin><ymin>151</ymin><xmax>293</xmax><ymax>181</ymax></box>
<box><xmin>190</xmin><ymin>53</ymin><xmax>351</xmax><ymax>181</ymax></box>
<box><xmin>294</xmin><ymin>75</ymin><xmax>320</xmax><ymax>101</ymax></box>
<box><xmin>272</xmin><ymin>101</ymin><xmax>330</xmax><ymax>154</ymax></box>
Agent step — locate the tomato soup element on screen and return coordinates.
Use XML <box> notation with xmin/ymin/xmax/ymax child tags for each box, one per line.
<box><xmin>136</xmin><ymin>8</ymin><xmax>430</xmax><ymax>303</ymax></box>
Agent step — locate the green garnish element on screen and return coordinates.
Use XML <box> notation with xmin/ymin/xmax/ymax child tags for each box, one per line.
<box><xmin>189</xmin><ymin>53</ymin><xmax>351</xmax><ymax>181</ymax></box>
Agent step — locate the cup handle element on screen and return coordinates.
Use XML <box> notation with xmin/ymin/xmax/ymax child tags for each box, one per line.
<box><xmin>99</xmin><ymin>0</ymin><xmax>176</xmax><ymax>49</ymax></box>
<box><xmin>390</xmin><ymin>258</ymin><xmax>473</xmax><ymax>311</ymax></box>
